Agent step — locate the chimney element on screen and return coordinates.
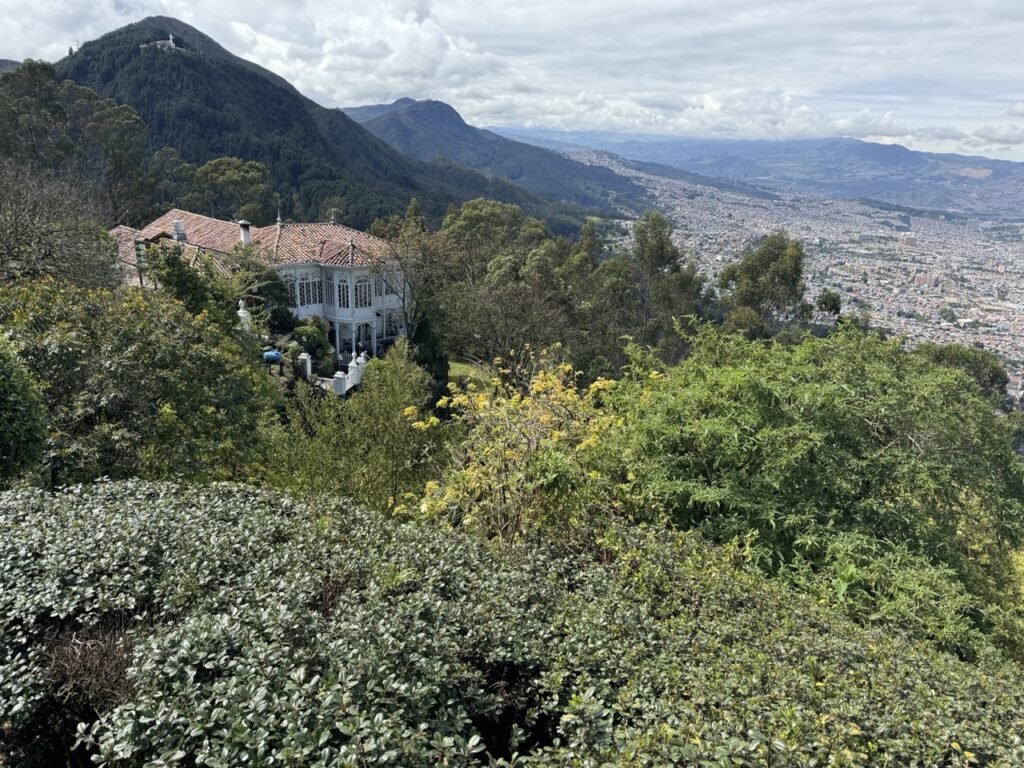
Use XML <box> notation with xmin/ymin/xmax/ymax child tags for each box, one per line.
<box><xmin>171</xmin><ymin>219</ymin><xmax>186</xmax><ymax>242</ymax></box>
<box><xmin>238</xmin><ymin>220</ymin><xmax>251</xmax><ymax>245</ymax></box>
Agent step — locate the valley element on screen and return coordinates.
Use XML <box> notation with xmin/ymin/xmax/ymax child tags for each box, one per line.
<box><xmin>577</xmin><ymin>149</ymin><xmax>1024</xmax><ymax>391</ymax></box>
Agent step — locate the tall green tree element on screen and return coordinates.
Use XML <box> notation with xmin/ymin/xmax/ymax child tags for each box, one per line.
<box><xmin>0</xmin><ymin>281</ymin><xmax>278</xmax><ymax>486</ymax></box>
<box><xmin>180</xmin><ymin>157</ymin><xmax>275</xmax><ymax>224</ymax></box>
<box><xmin>437</xmin><ymin>199</ymin><xmax>567</xmax><ymax>382</ymax></box>
<box><xmin>0</xmin><ymin>61</ymin><xmax>149</xmax><ymax>223</ymax></box>
<box><xmin>720</xmin><ymin>230</ymin><xmax>806</xmax><ymax>331</ymax></box>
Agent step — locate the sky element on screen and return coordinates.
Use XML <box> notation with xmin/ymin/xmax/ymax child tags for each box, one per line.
<box><xmin>6</xmin><ymin>0</ymin><xmax>1024</xmax><ymax>159</ymax></box>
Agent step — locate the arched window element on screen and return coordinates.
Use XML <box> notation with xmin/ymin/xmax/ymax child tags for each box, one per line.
<box><xmin>355</xmin><ymin>276</ymin><xmax>372</xmax><ymax>308</ymax></box>
<box><xmin>325</xmin><ymin>279</ymin><xmax>335</xmax><ymax>306</ymax></box>
<box><xmin>338</xmin><ymin>279</ymin><xmax>349</xmax><ymax>309</ymax></box>
<box><xmin>284</xmin><ymin>277</ymin><xmax>297</xmax><ymax>307</ymax></box>
<box><xmin>385</xmin><ymin>310</ymin><xmax>400</xmax><ymax>337</ymax></box>
<box><xmin>297</xmin><ymin>275</ymin><xmax>323</xmax><ymax>307</ymax></box>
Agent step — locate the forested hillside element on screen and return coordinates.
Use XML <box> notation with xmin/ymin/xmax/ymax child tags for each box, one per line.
<box><xmin>51</xmin><ymin>17</ymin><xmax>589</xmax><ymax>231</ymax></box>
<box><xmin>345</xmin><ymin>98</ymin><xmax>649</xmax><ymax>213</ymax></box>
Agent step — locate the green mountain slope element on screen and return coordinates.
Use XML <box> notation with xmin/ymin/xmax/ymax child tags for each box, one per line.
<box><xmin>344</xmin><ymin>97</ymin><xmax>648</xmax><ymax>214</ymax></box>
<box><xmin>55</xmin><ymin>18</ymin><xmax>584</xmax><ymax>232</ymax></box>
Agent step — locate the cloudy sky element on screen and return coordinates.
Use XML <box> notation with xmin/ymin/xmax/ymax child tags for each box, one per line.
<box><xmin>6</xmin><ymin>0</ymin><xmax>1024</xmax><ymax>159</ymax></box>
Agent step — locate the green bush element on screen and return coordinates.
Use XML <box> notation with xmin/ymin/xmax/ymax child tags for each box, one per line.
<box><xmin>269</xmin><ymin>305</ymin><xmax>298</xmax><ymax>334</ymax></box>
<box><xmin>426</xmin><ymin>325</ymin><xmax>1024</xmax><ymax>658</ymax></box>
<box><xmin>0</xmin><ymin>281</ymin><xmax>279</xmax><ymax>485</ymax></box>
<box><xmin>0</xmin><ymin>336</ymin><xmax>45</xmax><ymax>486</ymax></box>
<box><xmin>3</xmin><ymin>481</ymin><xmax>1024</xmax><ymax>766</ymax></box>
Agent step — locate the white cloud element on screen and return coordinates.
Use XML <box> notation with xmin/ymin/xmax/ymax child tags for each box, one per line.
<box><xmin>973</xmin><ymin>124</ymin><xmax>1024</xmax><ymax>145</ymax></box>
<box><xmin>3</xmin><ymin>0</ymin><xmax>1024</xmax><ymax>158</ymax></box>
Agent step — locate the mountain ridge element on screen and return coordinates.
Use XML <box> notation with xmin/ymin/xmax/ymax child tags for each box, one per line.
<box><xmin>53</xmin><ymin>18</ymin><xmax>588</xmax><ymax>232</ymax></box>
<box><xmin>491</xmin><ymin>126</ymin><xmax>1024</xmax><ymax>216</ymax></box>
<box><xmin>342</xmin><ymin>97</ymin><xmax>649</xmax><ymax>213</ymax></box>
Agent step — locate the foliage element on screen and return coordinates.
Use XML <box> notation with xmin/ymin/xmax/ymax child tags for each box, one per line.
<box><xmin>267</xmin><ymin>340</ymin><xmax>442</xmax><ymax>512</ymax></box>
<box><xmin>146</xmin><ymin>242</ymin><xmax>289</xmax><ymax>334</ymax></box>
<box><xmin>0</xmin><ymin>280</ymin><xmax>279</xmax><ymax>485</ymax></box>
<box><xmin>4</xmin><ymin>481</ymin><xmax>1024</xmax><ymax>766</ymax></box>
<box><xmin>0</xmin><ymin>336</ymin><xmax>46</xmax><ymax>486</ymax></box>
<box><xmin>0</xmin><ymin>61</ymin><xmax>149</xmax><ymax>223</ymax></box>
<box><xmin>423</xmin><ymin>363</ymin><xmax>617</xmax><ymax>544</ymax></box>
<box><xmin>293</xmin><ymin>315</ymin><xmax>333</xmax><ymax>368</ymax></box>
<box><xmin>435</xmin><ymin>199</ymin><xmax>570</xmax><ymax>381</ymax></box>
<box><xmin>425</xmin><ymin>326</ymin><xmax>1024</xmax><ymax>657</ymax></box>
<box><xmin>0</xmin><ymin>160</ymin><xmax>119</xmax><ymax>287</ymax></box>
<box><xmin>816</xmin><ymin>287</ymin><xmax>842</xmax><ymax>316</ymax></box>
<box><xmin>916</xmin><ymin>341</ymin><xmax>1009</xmax><ymax>402</ymax></box>
<box><xmin>179</xmin><ymin>156</ymin><xmax>276</xmax><ymax>224</ymax></box>
<box><xmin>720</xmin><ymin>230</ymin><xmax>806</xmax><ymax>329</ymax></box>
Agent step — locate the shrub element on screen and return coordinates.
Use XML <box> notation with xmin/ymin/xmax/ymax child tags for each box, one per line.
<box><xmin>0</xmin><ymin>281</ymin><xmax>279</xmax><ymax>485</ymax></box>
<box><xmin>3</xmin><ymin>481</ymin><xmax>1024</xmax><ymax>766</ymax></box>
<box><xmin>0</xmin><ymin>336</ymin><xmax>45</xmax><ymax>485</ymax></box>
<box><xmin>426</xmin><ymin>325</ymin><xmax>1024</xmax><ymax>657</ymax></box>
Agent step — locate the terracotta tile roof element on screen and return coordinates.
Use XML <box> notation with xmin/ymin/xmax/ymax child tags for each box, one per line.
<box><xmin>110</xmin><ymin>224</ymin><xmax>142</xmax><ymax>265</ymax></box>
<box><xmin>119</xmin><ymin>210</ymin><xmax>392</xmax><ymax>268</ymax></box>
<box><xmin>252</xmin><ymin>222</ymin><xmax>392</xmax><ymax>267</ymax></box>
<box><xmin>139</xmin><ymin>209</ymin><xmax>247</xmax><ymax>254</ymax></box>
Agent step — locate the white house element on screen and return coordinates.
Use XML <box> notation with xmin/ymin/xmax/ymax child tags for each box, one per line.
<box><xmin>113</xmin><ymin>209</ymin><xmax>406</xmax><ymax>358</ymax></box>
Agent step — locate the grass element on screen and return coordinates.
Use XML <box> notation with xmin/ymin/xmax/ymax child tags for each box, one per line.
<box><xmin>448</xmin><ymin>360</ymin><xmax>491</xmax><ymax>391</ymax></box>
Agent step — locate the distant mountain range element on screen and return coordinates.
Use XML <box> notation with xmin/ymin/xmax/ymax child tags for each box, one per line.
<box><xmin>342</xmin><ymin>98</ymin><xmax>648</xmax><ymax>213</ymax></box>
<box><xmin>51</xmin><ymin>18</ymin><xmax>589</xmax><ymax>232</ymax></box>
<box><xmin>0</xmin><ymin>59</ymin><xmax>18</xmax><ymax>74</ymax></box>
<box><xmin>494</xmin><ymin>127</ymin><xmax>1024</xmax><ymax>217</ymax></box>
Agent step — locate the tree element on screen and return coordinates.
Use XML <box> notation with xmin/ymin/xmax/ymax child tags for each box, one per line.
<box><xmin>0</xmin><ymin>160</ymin><xmax>118</xmax><ymax>286</ymax></box>
<box><xmin>916</xmin><ymin>342</ymin><xmax>1009</xmax><ymax>402</ymax></box>
<box><xmin>0</xmin><ymin>61</ymin><xmax>150</xmax><ymax>224</ymax></box>
<box><xmin>145</xmin><ymin>241</ymin><xmax>288</xmax><ymax>333</ymax></box>
<box><xmin>268</xmin><ymin>340</ymin><xmax>441</xmax><ymax>512</ymax></box>
<box><xmin>816</xmin><ymin>288</ymin><xmax>842</xmax><ymax>316</ymax></box>
<box><xmin>181</xmin><ymin>157</ymin><xmax>275</xmax><ymax>224</ymax></box>
<box><xmin>437</xmin><ymin>199</ymin><xmax>567</xmax><ymax>382</ymax></box>
<box><xmin>720</xmin><ymin>230</ymin><xmax>806</xmax><ymax>329</ymax></box>
<box><xmin>0</xmin><ymin>280</ymin><xmax>279</xmax><ymax>486</ymax></box>
<box><xmin>0</xmin><ymin>337</ymin><xmax>45</xmax><ymax>486</ymax></box>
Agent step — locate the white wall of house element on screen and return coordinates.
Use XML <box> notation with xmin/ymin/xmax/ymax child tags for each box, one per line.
<box><xmin>278</xmin><ymin>264</ymin><xmax>406</xmax><ymax>357</ymax></box>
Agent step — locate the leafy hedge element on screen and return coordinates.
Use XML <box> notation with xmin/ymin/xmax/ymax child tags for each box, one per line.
<box><xmin>425</xmin><ymin>326</ymin><xmax>1024</xmax><ymax>658</ymax></box>
<box><xmin>3</xmin><ymin>481</ymin><xmax>1024</xmax><ymax>766</ymax></box>
<box><xmin>0</xmin><ymin>336</ymin><xmax>45</xmax><ymax>485</ymax></box>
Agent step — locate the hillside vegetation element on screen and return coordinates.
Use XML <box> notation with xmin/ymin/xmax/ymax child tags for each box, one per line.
<box><xmin>346</xmin><ymin>98</ymin><xmax>649</xmax><ymax>213</ymax></box>
<box><xmin>4</xmin><ymin>481</ymin><xmax>1024</xmax><ymax>767</ymax></box>
<box><xmin>49</xmin><ymin>17</ymin><xmax>592</xmax><ymax>232</ymax></box>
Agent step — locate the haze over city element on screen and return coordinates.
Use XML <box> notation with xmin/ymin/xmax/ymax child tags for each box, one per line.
<box><xmin>6</xmin><ymin>0</ymin><xmax>1024</xmax><ymax>159</ymax></box>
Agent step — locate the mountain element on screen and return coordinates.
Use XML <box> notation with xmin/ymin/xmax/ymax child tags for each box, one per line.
<box><xmin>343</xmin><ymin>98</ymin><xmax>649</xmax><ymax>213</ymax></box>
<box><xmin>342</xmin><ymin>97</ymin><xmax>417</xmax><ymax>123</ymax></box>
<box><xmin>494</xmin><ymin>127</ymin><xmax>1024</xmax><ymax>217</ymax></box>
<box><xmin>54</xmin><ymin>18</ymin><xmax>587</xmax><ymax>233</ymax></box>
<box><xmin>0</xmin><ymin>59</ymin><xmax>18</xmax><ymax>74</ymax></box>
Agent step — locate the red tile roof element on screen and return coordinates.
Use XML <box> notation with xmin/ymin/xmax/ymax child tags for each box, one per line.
<box><xmin>110</xmin><ymin>224</ymin><xmax>142</xmax><ymax>265</ymax></box>
<box><xmin>139</xmin><ymin>209</ymin><xmax>246</xmax><ymax>254</ymax></box>
<box><xmin>120</xmin><ymin>209</ymin><xmax>393</xmax><ymax>268</ymax></box>
<box><xmin>252</xmin><ymin>222</ymin><xmax>392</xmax><ymax>267</ymax></box>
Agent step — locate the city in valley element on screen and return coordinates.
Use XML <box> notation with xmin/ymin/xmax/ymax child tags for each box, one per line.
<box><xmin>580</xmin><ymin>150</ymin><xmax>1024</xmax><ymax>397</ymax></box>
